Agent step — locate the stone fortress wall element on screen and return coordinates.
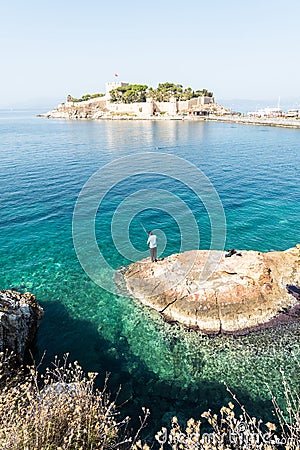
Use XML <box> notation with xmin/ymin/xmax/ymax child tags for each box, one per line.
<box><xmin>102</xmin><ymin>81</ymin><xmax>215</xmax><ymax>117</ymax></box>
<box><xmin>61</xmin><ymin>95</ymin><xmax>215</xmax><ymax>118</ymax></box>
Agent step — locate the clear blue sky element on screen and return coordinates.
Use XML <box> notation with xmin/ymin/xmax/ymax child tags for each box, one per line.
<box><xmin>1</xmin><ymin>0</ymin><xmax>299</xmax><ymax>108</ymax></box>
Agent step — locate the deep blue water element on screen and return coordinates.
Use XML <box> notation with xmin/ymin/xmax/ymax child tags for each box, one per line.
<box><xmin>1</xmin><ymin>110</ymin><xmax>300</xmax><ymax>429</ymax></box>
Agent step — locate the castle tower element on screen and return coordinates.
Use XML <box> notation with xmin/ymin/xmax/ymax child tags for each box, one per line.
<box><xmin>105</xmin><ymin>81</ymin><xmax>129</xmax><ymax>98</ymax></box>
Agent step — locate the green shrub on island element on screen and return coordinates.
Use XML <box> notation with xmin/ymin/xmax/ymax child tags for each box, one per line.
<box><xmin>109</xmin><ymin>82</ymin><xmax>214</xmax><ymax>103</ymax></box>
<box><xmin>67</xmin><ymin>93</ymin><xmax>105</xmax><ymax>102</ymax></box>
<box><xmin>109</xmin><ymin>84</ymin><xmax>148</xmax><ymax>104</ymax></box>
<box><xmin>67</xmin><ymin>83</ymin><xmax>213</xmax><ymax>105</ymax></box>
<box><xmin>1</xmin><ymin>353</ymin><xmax>298</xmax><ymax>449</ymax></box>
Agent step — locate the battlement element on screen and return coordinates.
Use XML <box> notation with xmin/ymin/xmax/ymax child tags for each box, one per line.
<box><xmin>105</xmin><ymin>82</ymin><xmax>129</xmax><ymax>97</ymax></box>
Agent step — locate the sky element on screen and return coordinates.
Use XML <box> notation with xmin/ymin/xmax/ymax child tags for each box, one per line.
<box><xmin>1</xmin><ymin>0</ymin><xmax>299</xmax><ymax>109</ymax></box>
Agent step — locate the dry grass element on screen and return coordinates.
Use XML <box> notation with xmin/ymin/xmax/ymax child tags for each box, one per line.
<box><xmin>151</xmin><ymin>384</ymin><xmax>300</xmax><ymax>450</ymax></box>
<box><xmin>0</xmin><ymin>353</ymin><xmax>133</xmax><ymax>450</ymax></box>
<box><xmin>1</xmin><ymin>352</ymin><xmax>300</xmax><ymax>449</ymax></box>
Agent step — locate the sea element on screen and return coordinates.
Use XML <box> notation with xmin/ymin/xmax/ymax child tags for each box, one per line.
<box><xmin>1</xmin><ymin>109</ymin><xmax>300</xmax><ymax>432</ymax></box>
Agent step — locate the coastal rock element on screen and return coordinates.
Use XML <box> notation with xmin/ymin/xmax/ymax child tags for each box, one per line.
<box><xmin>40</xmin><ymin>98</ymin><xmax>108</xmax><ymax>120</ymax></box>
<box><xmin>0</xmin><ymin>290</ymin><xmax>43</xmax><ymax>361</ymax></box>
<box><xmin>119</xmin><ymin>246</ymin><xmax>300</xmax><ymax>334</ymax></box>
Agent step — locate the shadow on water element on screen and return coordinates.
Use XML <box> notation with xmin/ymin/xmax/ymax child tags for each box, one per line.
<box><xmin>30</xmin><ymin>300</ymin><xmax>275</xmax><ymax>435</ymax></box>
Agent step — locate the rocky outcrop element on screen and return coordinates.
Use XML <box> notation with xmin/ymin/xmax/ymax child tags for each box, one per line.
<box><xmin>0</xmin><ymin>290</ymin><xmax>43</xmax><ymax>361</ymax></box>
<box><xmin>118</xmin><ymin>246</ymin><xmax>300</xmax><ymax>334</ymax></box>
<box><xmin>40</xmin><ymin>98</ymin><xmax>108</xmax><ymax>120</ymax></box>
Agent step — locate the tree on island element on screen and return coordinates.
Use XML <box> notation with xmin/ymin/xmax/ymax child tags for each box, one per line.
<box><xmin>148</xmin><ymin>82</ymin><xmax>183</xmax><ymax>101</ymax></box>
<box><xmin>180</xmin><ymin>87</ymin><xmax>194</xmax><ymax>100</ymax></box>
<box><xmin>110</xmin><ymin>81</ymin><xmax>213</xmax><ymax>103</ymax></box>
<box><xmin>146</xmin><ymin>83</ymin><xmax>214</xmax><ymax>102</ymax></box>
<box><xmin>109</xmin><ymin>84</ymin><xmax>148</xmax><ymax>103</ymax></box>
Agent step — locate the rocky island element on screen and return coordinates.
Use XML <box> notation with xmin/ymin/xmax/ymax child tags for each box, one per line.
<box><xmin>39</xmin><ymin>80</ymin><xmax>300</xmax><ymax>127</ymax></box>
<box><xmin>117</xmin><ymin>245</ymin><xmax>300</xmax><ymax>334</ymax></box>
<box><xmin>40</xmin><ymin>81</ymin><xmax>228</xmax><ymax>120</ymax></box>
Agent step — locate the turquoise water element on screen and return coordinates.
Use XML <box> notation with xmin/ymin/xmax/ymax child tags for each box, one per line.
<box><xmin>1</xmin><ymin>110</ymin><xmax>300</xmax><ymax>428</ymax></box>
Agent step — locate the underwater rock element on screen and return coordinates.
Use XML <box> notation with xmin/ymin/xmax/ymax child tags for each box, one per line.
<box><xmin>0</xmin><ymin>290</ymin><xmax>43</xmax><ymax>362</ymax></box>
<box><xmin>118</xmin><ymin>246</ymin><xmax>300</xmax><ymax>334</ymax></box>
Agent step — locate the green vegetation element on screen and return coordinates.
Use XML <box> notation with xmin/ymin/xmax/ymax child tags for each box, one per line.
<box><xmin>67</xmin><ymin>83</ymin><xmax>213</xmax><ymax>105</ymax></box>
<box><xmin>109</xmin><ymin>82</ymin><xmax>213</xmax><ymax>103</ymax></box>
<box><xmin>1</xmin><ymin>353</ymin><xmax>300</xmax><ymax>449</ymax></box>
<box><xmin>109</xmin><ymin>84</ymin><xmax>148</xmax><ymax>103</ymax></box>
<box><xmin>67</xmin><ymin>93</ymin><xmax>105</xmax><ymax>102</ymax></box>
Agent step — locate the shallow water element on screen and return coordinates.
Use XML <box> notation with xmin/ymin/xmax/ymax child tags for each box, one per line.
<box><xmin>0</xmin><ymin>110</ymin><xmax>300</xmax><ymax>428</ymax></box>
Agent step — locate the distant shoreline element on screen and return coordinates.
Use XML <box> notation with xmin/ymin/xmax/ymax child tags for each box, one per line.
<box><xmin>207</xmin><ymin>114</ymin><xmax>300</xmax><ymax>129</ymax></box>
<box><xmin>39</xmin><ymin>112</ymin><xmax>300</xmax><ymax>129</ymax></box>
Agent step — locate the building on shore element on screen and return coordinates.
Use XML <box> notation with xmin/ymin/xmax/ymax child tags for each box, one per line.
<box><xmin>247</xmin><ymin>107</ymin><xmax>283</xmax><ymax>118</ymax></box>
<box><xmin>247</xmin><ymin>107</ymin><xmax>300</xmax><ymax>119</ymax></box>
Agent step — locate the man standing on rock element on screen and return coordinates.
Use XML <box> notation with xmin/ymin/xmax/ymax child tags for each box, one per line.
<box><xmin>147</xmin><ymin>231</ymin><xmax>157</xmax><ymax>262</ymax></box>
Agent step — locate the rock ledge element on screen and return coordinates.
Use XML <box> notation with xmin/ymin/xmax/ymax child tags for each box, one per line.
<box><xmin>0</xmin><ymin>290</ymin><xmax>43</xmax><ymax>361</ymax></box>
<box><xmin>118</xmin><ymin>246</ymin><xmax>300</xmax><ymax>334</ymax></box>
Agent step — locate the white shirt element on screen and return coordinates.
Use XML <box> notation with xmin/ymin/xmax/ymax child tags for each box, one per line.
<box><xmin>147</xmin><ymin>234</ymin><xmax>157</xmax><ymax>249</ymax></box>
